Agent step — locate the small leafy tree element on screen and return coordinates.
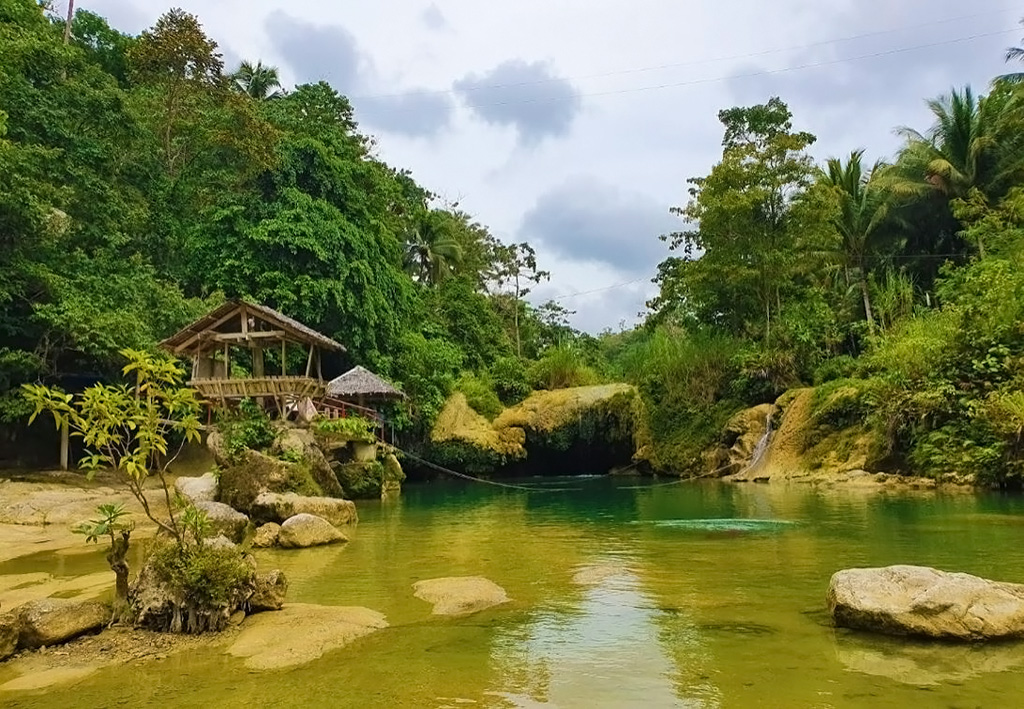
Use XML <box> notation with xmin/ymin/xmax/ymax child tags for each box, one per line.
<box><xmin>23</xmin><ymin>348</ymin><xmax>204</xmax><ymax>545</ymax></box>
<box><xmin>73</xmin><ymin>503</ymin><xmax>134</xmax><ymax>622</ymax></box>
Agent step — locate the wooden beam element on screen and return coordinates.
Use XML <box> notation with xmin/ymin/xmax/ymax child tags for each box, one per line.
<box><xmin>316</xmin><ymin>348</ymin><xmax>323</xmax><ymax>381</ymax></box>
<box><xmin>240</xmin><ymin>303</ymin><xmax>248</xmax><ymax>335</ymax></box>
<box><xmin>170</xmin><ymin>306</ymin><xmax>244</xmax><ymax>354</ymax></box>
<box><xmin>60</xmin><ymin>420</ymin><xmax>69</xmax><ymax>471</ymax></box>
<box><xmin>281</xmin><ymin>340</ymin><xmax>287</xmax><ymax>376</ymax></box>
<box><xmin>224</xmin><ymin>342</ymin><xmax>230</xmax><ymax>379</ymax></box>
<box><xmin>305</xmin><ymin>344</ymin><xmax>314</xmax><ymax>377</ymax></box>
<box><xmin>209</xmin><ymin>330</ymin><xmax>288</xmax><ymax>343</ymax></box>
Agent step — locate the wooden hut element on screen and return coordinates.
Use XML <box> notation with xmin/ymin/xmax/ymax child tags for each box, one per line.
<box><xmin>159</xmin><ymin>300</ymin><xmax>345</xmax><ymax>413</ymax></box>
<box><xmin>326</xmin><ymin>366</ymin><xmax>405</xmax><ymax>412</ymax></box>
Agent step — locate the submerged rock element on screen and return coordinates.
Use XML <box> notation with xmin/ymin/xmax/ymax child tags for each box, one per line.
<box><xmin>278</xmin><ymin>514</ymin><xmax>347</xmax><ymax>548</ymax></box>
<box><xmin>0</xmin><ymin>666</ymin><xmax>99</xmax><ymax>692</ymax></box>
<box><xmin>251</xmin><ymin>492</ymin><xmax>357</xmax><ymax>527</ymax></box>
<box><xmin>252</xmin><ymin>522</ymin><xmax>281</xmax><ymax>548</ymax></box>
<box><xmin>173</xmin><ymin>473</ymin><xmax>218</xmax><ymax>504</ymax></box>
<box><xmin>194</xmin><ymin>501</ymin><xmax>249</xmax><ymax>543</ymax></box>
<box><xmin>828</xmin><ymin>565</ymin><xmax>1024</xmax><ymax>641</ymax></box>
<box><xmin>0</xmin><ymin>611</ymin><xmax>18</xmax><ymax>660</ymax></box>
<box><xmin>227</xmin><ymin>603</ymin><xmax>387</xmax><ymax>670</ymax></box>
<box><xmin>249</xmin><ymin>570</ymin><xmax>288</xmax><ymax>613</ymax></box>
<box><xmin>16</xmin><ymin>598</ymin><xmax>108</xmax><ymax>649</ymax></box>
<box><xmin>412</xmin><ymin>576</ymin><xmax>510</xmax><ymax>616</ymax></box>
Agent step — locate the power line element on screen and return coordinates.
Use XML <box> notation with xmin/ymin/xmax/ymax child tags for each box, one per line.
<box><xmin>550</xmin><ymin>277</ymin><xmax>649</xmax><ymax>302</ymax></box>
<box><xmin>352</xmin><ymin>14</ymin><xmax>1017</xmax><ymax>105</ymax></box>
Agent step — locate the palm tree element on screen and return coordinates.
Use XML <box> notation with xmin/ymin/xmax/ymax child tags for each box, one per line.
<box><xmin>892</xmin><ymin>85</ymin><xmax>1019</xmax><ymax>202</ymax></box>
<box><xmin>816</xmin><ymin>150</ymin><xmax>898</xmax><ymax>332</ymax></box>
<box><xmin>231</xmin><ymin>61</ymin><xmax>284</xmax><ymax>100</ymax></box>
<box><xmin>1000</xmin><ymin>18</ymin><xmax>1024</xmax><ymax>84</ymax></box>
<box><xmin>404</xmin><ymin>211</ymin><xmax>464</xmax><ymax>285</ymax></box>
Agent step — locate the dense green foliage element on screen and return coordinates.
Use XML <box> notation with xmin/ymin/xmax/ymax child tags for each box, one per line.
<box><xmin>0</xmin><ymin>1</ymin><xmax>587</xmax><ymax>459</ymax></box>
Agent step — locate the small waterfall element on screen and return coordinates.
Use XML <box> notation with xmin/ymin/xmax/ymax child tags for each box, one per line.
<box><xmin>745</xmin><ymin>407</ymin><xmax>774</xmax><ymax>472</ymax></box>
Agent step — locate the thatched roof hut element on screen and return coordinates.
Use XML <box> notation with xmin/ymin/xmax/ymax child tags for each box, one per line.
<box><xmin>327</xmin><ymin>366</ymin><xmax>405</xmax><ymax>404</ymax></box>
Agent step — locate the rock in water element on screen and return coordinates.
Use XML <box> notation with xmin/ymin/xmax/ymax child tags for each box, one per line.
<box><xmin>195</xmin><ymin>501</ymin><xmax>249</xmax><ymax>543</ymax></box>
<box><xmin>0</xmin><ymin>612</ymin><xmax>18</xmax><ymax>660</ymax></box>
<box><xmin>173</xmin><ymin>473</ymin><xmax>218</xmax><ymax>504</ymax></box>
<box><xmin>251</xmin><ymin>493</ymin><xmax>357</xmax><ymax>527</ymax></box>
<box><xmin>227</xmin><ymin>603</ymin><xmax>386</xmax><ymax>670</ymax></box>
<box><xmin>412</xmin><ymin>576</ymin><xmax>509</xmax><ymax>616</ymax></box>
<box><xmin>252</xmin><ymin>522</ymin><xmax>281</xmax><ymax>548</ymax></box>
<box><xmin>249</xmin><ymin>570</ymin><xmax>288</xmax><ymax>612</ymax></box>
<box><xmin>828</xmin><ymin>565</ymin><xmax>1024</xmax><ymax>641</ymax></box>
<box><xmin>16</xmin><ymin>599</ymin><xmax>108</xmax><ymax>649</ymax></box>
<box><xmin>278</xmin><ymin>514</ymin><xmax>347</xmax><ymax>548</ymax></box>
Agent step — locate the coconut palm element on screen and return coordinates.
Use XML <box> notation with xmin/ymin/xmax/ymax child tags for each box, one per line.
<box><xmin>1000</xmin><ymin>18</ymin><xmax>1024</xmax><ymax>84</ymax></box>
<box><xmin>891</xmin><ymin>85</ymin><xmax>1020</xmax><ymax>202</ymax></box>
<box><xmin>816</xmin><ymin>150</ymin><xmax>899</xmax><ymax>331</ymax></box>
<box><xmin>231</xmin><ymin>60</ymin><xmax>284</xmax><ymax>100</ymax></box>
<box><xmin>404</xmin><ymin>211</ymin><xmax>464</xmax><ymax>285</ymax></box>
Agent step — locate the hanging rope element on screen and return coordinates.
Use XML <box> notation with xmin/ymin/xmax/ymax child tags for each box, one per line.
<box><xmin>397</xmin><ymin>447</ymin><xmax>558</xmax><ymax>493</ymax></box>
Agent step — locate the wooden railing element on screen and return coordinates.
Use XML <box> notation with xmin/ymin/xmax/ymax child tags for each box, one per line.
<box><xmin>190</xmin><ymin>376</ymin><xmax>325</xmax><ymax>402</ymax></box>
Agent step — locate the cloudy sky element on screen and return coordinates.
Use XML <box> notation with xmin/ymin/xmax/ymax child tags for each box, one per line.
<box><xmin>83</xmin><ymin>0</ymin><xmax>1021</xmax><ymax>332</ymax></box>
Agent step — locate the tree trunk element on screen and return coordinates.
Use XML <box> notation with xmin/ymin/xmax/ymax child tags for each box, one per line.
<box><xmin>107</xmin><ymin>530</ymin><xmax>132</xmax><ymax>623</ymax></box>
<box><xmin>858</xmin><ymin>265</ymin><xmax>876</xmax><ymax>334</ymax></box>
<box><xmin>63</xmin><ymin>0</ymin><xmax>75</xmax><ymax>44</ymax></box>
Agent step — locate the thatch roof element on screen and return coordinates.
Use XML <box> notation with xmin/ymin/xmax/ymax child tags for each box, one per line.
<box><xmin>327</xmin><ymin>366</ymin><xmax>405</xmax><ymax>400</ymax></box>
<box><xmin>160</xmin><ymin>299</ymin><xmax>345</xmax><ymax>355</ymax></box>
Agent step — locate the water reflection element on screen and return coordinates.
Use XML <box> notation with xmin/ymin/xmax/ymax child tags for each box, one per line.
<box><xmin>490</xmin><ymin>558</ymin><xmax>714</xmax><ymax>707</ymax></box>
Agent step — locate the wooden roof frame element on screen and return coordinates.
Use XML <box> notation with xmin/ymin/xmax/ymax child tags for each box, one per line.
<box><xmin>159</xmin><ymin>299</ymin><xmax>346</xmax><ymax>356</ymax></box>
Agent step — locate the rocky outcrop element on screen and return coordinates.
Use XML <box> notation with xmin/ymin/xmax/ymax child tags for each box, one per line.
<box><xmin>173</xmin><ymin>473</ymin><xmax>218</xmax><ymax>504</ymax></box>
<box><xmin>249</xmin><ymin>570</ymin><xmax>288</xmax><ymax>612</ymax></box>
<box><xmin>278</xmin><ymin>514</ymin><xmax>347</xmax><ymax>548</ymax></box>
<box><xmin>194</xmin><ymin>501</ymin><xmax>249</xmax><ymax>543</ymax></box>
<box><xmin>382</xmin><ymin>454</ymin><xmax>405</xmax><ymax>495</ymax></box>
<box><xmin>705</xmin><ymin>404</ymin><xmax>774</xmax><ymax>478</ymax></box>
<box><xmin>16</xmin><ymin>598</ymin><xmax>108</xmax><ymax>649</ymax></box>
<box><xmin>828</xmin><ymin>565</ymin><xmax>1024</xmax><ymax>641</ymax></box>
<box><xmin>208</xmin><ymin>431</ymin><xmax>326</xmax><ymax>513</ymax></box>
<box><xmin>272</xmin><ymin>428</ymin><xmax>345</xmax><ymax>498</ymax></box>
<box><xmin>252</xmin><ymin>523</ymin><xmax>281</xmax><ymax>548</ymax></box>
<box><xmin>251</xmin><ymin>492</ymin><xmax>357</xmax><ymax>527</ymax></box>
<box><xmin>431</xmin><ymin>385</ymin><xmax>640</xmax><ymax>475</ymax></box>
<box><xmin>0</xmin><ymin>611</ymin><xmax>18</xmax><ymax>660</ymax></box>
<box><xmin>227</xmin><ymin>603</ymin><xmax>387</xmax><ymax>670</ymax></box>
<box><xmin>412</xmin><ymin>576</ymin><xmax>509</xmax><ymax>616</ymax></box>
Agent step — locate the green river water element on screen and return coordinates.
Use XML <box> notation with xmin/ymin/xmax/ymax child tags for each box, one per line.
<box><xmin>4</xmin><ymin>477</ymin><xmax>1024</xmax><ymax>708</ymax></box>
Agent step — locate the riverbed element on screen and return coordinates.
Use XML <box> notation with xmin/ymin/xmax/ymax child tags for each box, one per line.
<box><xmin>3</xmin><ymin>476</ymin><xmax>1024</xmax><ymax>708</ymax></box>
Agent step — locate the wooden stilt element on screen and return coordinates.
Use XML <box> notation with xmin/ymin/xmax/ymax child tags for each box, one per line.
<box><xmin>305</xmin><ymin>344</ymin><xmax>314</xmax><ymax>377</ymax></box>
<box><xmin>60</xmin><ymin>420</ymin><xmax>69</xmax><ymax>471</ymax></box>
<box><xmin>281</xmin><ymin>340</ymin><xmax>286</xmax><ymax>376</ymax></box>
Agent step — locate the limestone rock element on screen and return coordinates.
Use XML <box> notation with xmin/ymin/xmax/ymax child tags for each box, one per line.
<box><xmin>252</xmin><ymin>522</ymin><xmax>281</xmax><ymax>548</ymax></box>
<box><xmin>413</xmin><ymin>576</ymin><xmax>510</xmax><ymax>616</ymax></box>
<box><xmin>335</xmin><ymin>461</ymin><xmax>386</xmax><ymax>499</ymax></box>
<box><xmin>227</xmin><ymin>603</ymin><xmax>386</xmax><ymax>670</ymax></box>
<box><xmin>0</xmin><ymin>611</ymin><xmax>18</xmax><ymax>660</ymax></box>
<box><xmin>204</xmin><ymin>534</ymin><xmax>237</xmax><ymax>551</ymax></box>
<box><xmin>382</xmin><ymin>453</ymin><xmax>406</xmax><ymax>495</ymax></box>
<box><xmin>251</xmin><ymin>492</ymin><xmax>356</xmax><ymax>527</ymax></box>
<box><xmin>209</xmin><ymin>433</ymin><xmax>324</xmax><ymax>513</ymax></box>
<box><xmin>828</xmin><ymin>565</ymin><xmax>1024</xmax><ymax>641</ymax></box>
<box><xmin>273</xmin><ymin>428</ymin><xmax>345</xmax><ymax>498</ymax></box>
<box><xmin>173</xmin><ymin>473</ymin><xmax>218</xmax><ymax>504</ymax></box>
<box><xmin>278</xmin><ymin>514</ymin><xmax>347</xmax><ymax>548</ymax></box>
<box><xmin>249</xmin><ymin>570</ymin><xmax>288</xmax><ymax>613</ymax></box>
<box><xmin>195</xmin><ymin>501</ymin><xmax>249</xmax><ymax>543</ymax></box>
<box><xmin>17</xmin><ymin>598</ymin><xmax>108</xmax><ymax>649</ymax></box>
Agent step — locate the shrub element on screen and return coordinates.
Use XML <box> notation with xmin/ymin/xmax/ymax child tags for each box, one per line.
<box><xmin>527</xmin><ymin>345</ymin><xmax>600</xmax><ymax>390</ymax></box>
<box><xmin>490</xmin><ymin>356</ymin><xmax>530</xmax><ymax>405</ymax></box>
<box><xmin>218</xmin><ymin>398</ymin><xmax>276</xmax><ymax>459</ymax></box>
<box><xmin>455</xmin><ymin>372</ymin><xmax>503</xmax><ymax>420</ymax></box>
<box><xmin>313</xmin><ymin>415</ymin><xmax>377</xmax><ymax>443</ymax></box>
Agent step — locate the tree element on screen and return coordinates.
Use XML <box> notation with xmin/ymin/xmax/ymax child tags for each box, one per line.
<box><xmin>654</xmin><ymin>97</ymin><xmax>819</xmax><ymax>343</ymax></box>
<box><xmin>816</xmin><ymin>150</ymin><xmax>901</xmax><ymax>332</ymax></box>
<box><xmin>73</xmin><ymin>503</ymin><xmax>133</xmax><ymax>622</ymax></box>
<box><xmin>1000</xmin><ymin>18</ymin><xmax>1024</xmax><ymax>84</ymax></box>
<box><xmin>494</xmin><ymin>242</ymin><xmax>550</xmax><ymax>357</ymax></box>
<box><xmin>231</xmin><ymin>60</ymin><xmax>284</xmax><ymax>100</ymax></box>
<box><xmin>404</xmin><ymin>210</ymin><xmax>464</xmax><ymax>285</ymax></box>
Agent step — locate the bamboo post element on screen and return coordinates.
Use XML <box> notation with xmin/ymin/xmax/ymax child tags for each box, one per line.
<box><xmin>224</xmin><ymin>343</ymin><xmax>230</xmax><ymax>379</ymax></box>
<box><xmin>281</xmin><ymin>340</ymin><xmax>286</xmax><ymax>376</ymax></box>
<box><xmin>316</xmin><ymin>348</ymin><xmax>323</xmax><ymax>381</ymax></box>
<box><xmin>305</xmin><ymin>344</ymin><xmax>314</xmax><ymax>377</ymax></box>
<box><xmin>59</xmin><ymin>419</ymin><xmax>69</xmax><ymax>471</ymax></box>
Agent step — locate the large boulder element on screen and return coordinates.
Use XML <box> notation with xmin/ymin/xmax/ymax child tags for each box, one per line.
<box><xmin>273</xmin><ymin>428</ymin><xmax>345</xmax><ymax>498</ymax></box>
<box><xmin>208</xmin><ymin>431</ymin><xmax>325</xmax><ymax>513</ymax></box>
<box><xmin>0</xmin><ymin>611</ymin><xmax>18</xmax><ymax>660</ymax></box>
<box><xmin>16</xmin><ymin>598</ymin><xmax>108</xmax><ymax>649</ymax></box>
<box><xmin>250</xmin><ymin>492</ymin><xmax>356</xmax><ymax>527</ymax></box>
<box><xmin>227</xmin><ymin>603</ymin><xmax>387</xmax><ymax>670</ymax></box>
<box><xmin>412</xmin><ymin>576</ymin><xmax>510</xmax><ymax>616</ymax></box>
<box><xmin>828</xmin><ymin>565</ymin><xmax>1024</xmax><ymax>641</ymax></box>
<box><xmin>173</xmin><ymin>473</ymin><xmax>218</xmax><ymax>504</ymax></box>
<box><xmin>278</xmin><ymin>514</ymin><xmax>347</xmax><ymax>549</ymax></box>
<box><xmin>252</xmin><ymin>522</ymin><xmax>281</xmax><ymax>548</ymax></box>
<box><xmin>195</xmin><ymin>501</ymin><xmax>249</xmax><ymax>543</ymax></box>
<box><xmin>249</xmin><ymin>570</ymin><xmax>288</xmax><ymax>612</ymax></box>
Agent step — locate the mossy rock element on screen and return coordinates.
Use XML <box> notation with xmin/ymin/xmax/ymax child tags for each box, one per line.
<box><xmin>382</xmin><ymin>454</ymin><xmax>406</xmax><ymax>494</ymax></box>
<box><xmin>430</xmin><ymin>393</ymin><xmax>527</xmax><ymax>475</ymax></box>
<box><xmin>217</xmin><ymin>448</ymin><xmax>323</xmax><ymax>513</ymax></box>
<box><xmin>336</xmin><ymin>461</ymin><xmax>387</xmax><ymax>499</ymax></box>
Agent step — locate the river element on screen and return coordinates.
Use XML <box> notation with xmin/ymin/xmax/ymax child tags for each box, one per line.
<box><xmin>4</xmin><ymin>477</ymin><xmax>1024</xmax><ymax>708</ymax></box>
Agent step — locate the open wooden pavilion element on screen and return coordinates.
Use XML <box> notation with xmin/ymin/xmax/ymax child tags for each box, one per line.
<box><xmin>160</xmin><ymin>300</ymin><xmax>345</xmax><ymax>413</ymax></box>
